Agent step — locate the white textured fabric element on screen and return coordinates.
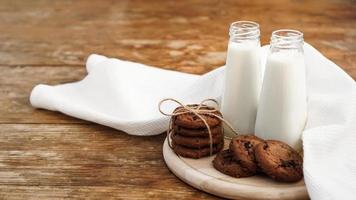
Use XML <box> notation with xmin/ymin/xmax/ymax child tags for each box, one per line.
<box><xmin>30</xmin><ymin>43</ymin><xmax>356</xmax><ymax>199</ymax></box>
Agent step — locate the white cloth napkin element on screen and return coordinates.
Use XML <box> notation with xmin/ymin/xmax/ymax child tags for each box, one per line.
<box><xmin>30</xmin><ymin>43</ymin><xmax>356</xmax><ymax>199</ymax></box>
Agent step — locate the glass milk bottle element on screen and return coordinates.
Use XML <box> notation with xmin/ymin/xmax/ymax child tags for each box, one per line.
<box><xmin>221</xmin><ymin>21</ymin><xmax>262</xmax><ymax>137</ymax></box>
<box><xmin>255</xmin><ymin>29</ymin><xmax>307</xmax><ymax>150</ymax></box>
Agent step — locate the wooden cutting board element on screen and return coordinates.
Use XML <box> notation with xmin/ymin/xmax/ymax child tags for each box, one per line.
<box><xmin>163</xmin><ymin>138</ymin><xmax>309</xmax><ymax>200</ymax></box>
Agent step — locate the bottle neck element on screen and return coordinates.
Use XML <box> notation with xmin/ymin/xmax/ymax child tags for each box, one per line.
<box><xmin>229</xmin><ymin>21</ymin><xmax>260</xmax><ymax>44</ymax></box>
<box><xmin>270</xmin><ymin>29</ymin><xmax>304</xmax><ymax>53</ymax></box>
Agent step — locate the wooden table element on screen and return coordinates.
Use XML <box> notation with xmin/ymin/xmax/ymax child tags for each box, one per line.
<box><xmin>1</xmin><ymin>0</ymin><xmax>355</xmax><ymax>199</ymax></box>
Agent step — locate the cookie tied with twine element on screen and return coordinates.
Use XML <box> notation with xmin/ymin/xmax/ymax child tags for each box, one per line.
<box><xmin>158</xmin><ymin>98</ymin><xmax>239</xmax><ymax>157</ymax></box>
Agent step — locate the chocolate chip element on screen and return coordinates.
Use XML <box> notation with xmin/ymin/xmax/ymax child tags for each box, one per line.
<box><xmin>222</xmin><ymin>150</ymin><xmax>235</xmax><ymax>164</ymax></box>
<box><xmin>280</xmin><ymin>159</ymin><xmax>298</xmax><ymax>168</ymax></box>
<box><xmin>244</xmin><ymin>141</ymin><xmax>253</xmax><ymax>150</ymax></box>
<box><xmin>263</xmin><ymin>143</ymin><xmax>269</xmax><ymax>150</ymax></box>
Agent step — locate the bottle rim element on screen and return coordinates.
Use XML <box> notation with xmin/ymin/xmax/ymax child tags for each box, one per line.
<box><xmin>270</xmin><ymin>29</ymin><xmax>304</xmax><ymax>49</ymax></box>
<box><xmin>229</xmin><ymin>21</ymin><xmax>260</xmax><ymax>40</ymax></box>
<box><xmin>271</xmin><ymin>29</ymin><xmax>303</xmax><ymax>41</ymax></box>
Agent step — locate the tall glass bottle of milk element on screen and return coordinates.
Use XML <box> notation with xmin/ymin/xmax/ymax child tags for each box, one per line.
<box><xmin>221</xmin><ymin>21</ymin><xmax>262</xmax><ymax>137</ymax></box>
<box><xmin>255</xmin><ymin>29</ymin><xmax>307</xmax><ymax>150</ymax></box>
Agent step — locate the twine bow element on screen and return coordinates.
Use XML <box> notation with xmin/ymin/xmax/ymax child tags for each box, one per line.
<box><xmin>158</xmin><ymin>98</ymin><xmax>239</xmax><ymax>156</ymax></box>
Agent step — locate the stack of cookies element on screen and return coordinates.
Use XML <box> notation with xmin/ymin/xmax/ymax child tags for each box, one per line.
<box><xmin>170</xmin><ymin>105</ymin><xmax>224</xmax><ymax>159</ymax></box>
<box><xmin>213</xmin><ymin>135</ymin><xmax>303</xmax><ymax>182</ymax></box>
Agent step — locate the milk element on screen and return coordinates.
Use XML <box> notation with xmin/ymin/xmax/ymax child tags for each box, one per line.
<box><xmin>222</xmin><ymin>42</ymin><xmax>262</xmax><ymax>136</ymax></box>
<box><xmin>255</xmin><ymin>50</ymin><xmax>307</xmax><ymax>149</ymax></box>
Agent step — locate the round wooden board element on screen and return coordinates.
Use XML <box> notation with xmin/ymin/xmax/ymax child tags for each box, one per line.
<box><xmin>163</xmin><ymin>137</ymin><xmax>309</xmax><ymax>200</ymax></box>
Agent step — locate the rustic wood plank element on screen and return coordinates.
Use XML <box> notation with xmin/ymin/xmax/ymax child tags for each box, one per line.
<box><xmin>0</xmin><ymin>66</ymin><xmax>87</xmax><ymax>124</ymax></box>
<box><xmin>0</xmin><ymin>186</ymin><xmax>218</xmax><ymax>200</ymax></box>
<box><xmin>0</xmin><ymin>0</ymin><xmax>355</xmax><ymax>78</ymax></box>
<box><xmin>0</xmin><ymin>123</ymin><xmax>217</xmax><ymax>199</ymax></box>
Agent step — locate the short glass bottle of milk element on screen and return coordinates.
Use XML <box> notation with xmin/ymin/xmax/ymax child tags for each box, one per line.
<box><xmin>221</xmin><ymin>21</ymin><xmax>262</xmax><ymax>137</ymax></box>
<box><xmin>255</xmin><ymin>29</ymin><xmax>307</xmax><ymax>150</ymax></box>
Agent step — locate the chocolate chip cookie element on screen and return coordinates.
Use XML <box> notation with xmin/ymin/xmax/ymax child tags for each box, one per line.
<box><xmin>254</xmin><ymin>140</ymin><xmax>303</xmax><ymax>182</ymax></box>
<box><xmin>172</xmin><ymin>132</ymin><xmax>223</xmax><ymax>148</ymax></box>
<box><xmin>213</xmin><ymin>149</ymin><xmax>255</xmax><ymax>178</ymax></box>
<box><xmin>173</xmin><ymin>105</ymin><xmax>222</xmax><ymax>129</ymax></box>
<box><xmin>172</xmin><ymin>139</ymin><xmax>224</xmax><ymax>159</ymax></box>
<box><xmin>229</xmin><ymin>135</ymin><xmax>264</xmax><ymax>173</ymax></box>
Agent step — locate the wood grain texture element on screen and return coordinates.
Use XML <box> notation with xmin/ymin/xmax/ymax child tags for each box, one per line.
<box><xmin>0</xmin><ymin>0</ymin><xmax>355</xmax><ymax>199</ymax></box>
<box><xmin>1</xmin><ymin>0</ymin><xmax>355</xmax><ymax>77</ymax></box>
<box><xmin>0</xmin><ymin>124</ymin><xmax>215</xmax><ymax>199</ymax></box>
<box><xmin>0</xmin><ymin>66</ymin><xmax>87</xmax><ymax>124</ymax></box>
